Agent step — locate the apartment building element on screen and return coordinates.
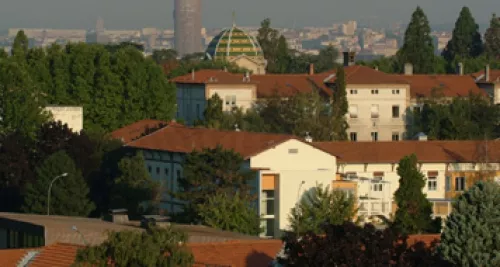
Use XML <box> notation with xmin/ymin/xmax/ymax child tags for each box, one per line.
<box><xmin>473</xmin><ymin>65</ymin><xmax>500</xmax><ymax>104</ymax></box>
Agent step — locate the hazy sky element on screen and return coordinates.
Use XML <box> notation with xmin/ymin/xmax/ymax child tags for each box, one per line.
<box><xmin>0</xmin><ymin>0</ymin><xmax>497</xmax><ymax>30</ymax></box>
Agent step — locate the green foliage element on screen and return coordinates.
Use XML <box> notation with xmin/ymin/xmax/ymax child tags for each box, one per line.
<box><xmin>409</xmin><ymin>93</ymin><xmax>500</xmax><ymax>140</ymax></box>
<box><xmin>167</xmin><ymin>59</ymin><xmax>248</xmax><ymax>79</ymax></box>
<box><xmin>200</xmin><ymin>93</ymin><xmax>224</xmax><ymax>128</ymax></box>
<box><xmin>331</xmin><ymin>67</ymin><xmax>349</xmax><ymax>140</ymax></box>
<box><xmin>288</xmin><ymin>183</ymin><xmax>357</xmax><ymax>235</ymax></box>
<box><xmin>198</xmin><ymin>192</ymin><xmax>261</xmax><ymax>235</ymax></box>
<box><xmin>74</xmin><ymin>226</ymin><xmax>193</xmax><ymax>267</ymax></box>
<box><xmin>151</xmin><ymin>49</ymin><xmax>178</xmax><ymax>65</ymax></box>
<box><xmin>397</xmin><ymin>7</ymin><xmax>435</xmax><ymax>74</ymax></box>
<box><xmin>110</xmin><ymin>152</ymin><xmax>160</xmax><ymax>219</ymax></box>
<box><xmin>357</xmin><ymin>56</ymin><xmax>399</xmax><ymax>73</ymax></box>
<box><xmin>485</xmin><ymin>13</ymin><xmax>500</xmax><ymax>59</ymax></box>
<box><xmin>12</xmin><ymin>30</ymin><xmax>29</xmax><ymax>61</ymax></box>
<box><xmin>442</xmin><ymin>7</ymin><xmax>483</xmax><ymax>62</ymax></box>
<box><xmin>175</xmin><ymin>145</ymin><xmax>256</xmax><ymax>223</ymax></box>
<box><xmin>22</xmin><ymin>150</ymin><xmax>95</xmax><ymax>216</ymax></box>
<box><xmin>393</xmin><ymin>154</ymin><xmax>438</xmax><ymax>234</ymax></box>
<box><xmin>438</xmin><ymin>181</ymin><xmax>500</xmax><ymax>266</ymax></box>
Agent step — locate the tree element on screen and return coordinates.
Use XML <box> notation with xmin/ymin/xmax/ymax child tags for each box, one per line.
<box><xmin>197</xmin><ymin>192</ymin><xmax>261</xmax><ymax>235</ymax></box>
<box><xmin>152</xmin><ymin>49</ymin><xmax>178</xmax><ymax>65</ymax></box>
<box><xmin>110</xmin><ymin>152</ymin><xmax>160</xmax><ymax>219</ymax></box>
<box><xmin>74</xmin><ymin>226</ymin><xmax>194</xmax><ymax>267</ymax></box>
<box><xmin>330</xmin><ymin>67</ymin><xmax>349</xmax><ymax>140</ymax></box>
<box><xmin>278</xmin><ymin>222</ymin><xmax>445</xmax><ymax>267</ymax></box>
<box><xmin>11</xmin><ymin>30</ymin><xmax>29</xmax><ymax>62</ymax></box>
<box><xmin>257</xmin><ymin>18</ymin><xmax>290</xmax><ymax>73</ymax></box>
<box><xmin>200</xmin><ymin>93</ymin><xmax>224</xmax><ymax>128</ymax></box>
<box><xmin>484</xmin><ymin>13</ymin><xmax>500</xmax><ymax>59</ymax></box>
<box><xmin>438</xmin><ymin>181</ymin><xmax>500</xmax><ymax>266</ymax></box>
<box><xmin>393</xmin><ymin>154</ymin><xmax>438</xmax><ymax>234</ymax></box>
<box><xmin>397</xmin><ymin>7</ymin><xmax>435</xmax><ymax>74</ymax></box>
<box><xmin>314</xmin><ymin>46</ymin><xmax>339</xmax><ymax>73</ymax></box>
<box><xmin>175</xmin><ymin>145</ymin><xmax>255</xmax><ymax>222</ymax></box>
<box><xmin>442</xmin><ymin>7</ymin><xmax>483</xmax><ymax>62</ymax></box>
<box><xmin>288</xmin><ymin>183</ymin><xmax>356</xmax><ymax>235</ymax></box>
<box><xmin>22</xmin><ymin>150</ymin><xmax>94</xmax><ymax>216</ymax></box>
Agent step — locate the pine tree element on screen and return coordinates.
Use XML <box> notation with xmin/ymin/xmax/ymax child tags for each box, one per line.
<box><xmin>275</xmin><ymin>35</ymin><xmax>290</xmax><ymax>73</ymax></box>
<box><xmin>46</xmin><ymin>44</ymin><xmax>70</xmax><ymax>104</ymax></box>
<box><xmin>202</xmin><ymin>93</ymin><xmax>224</xmax><ymax>128</ymax></box>
<box><xmin>175</xmin><ymin>145</ymin><xmax>255</xmax><ymax>222</ymax></box>
<box><xmin>288</xmin><ymin>183</ymin><xmax>356</xmax><ymax>235</ymax></box>
<box><xmin>393</xmin><ymin>154</ymin><xmax>438</xmax><ymax>234</ymax></box>
<box><xmin>110</xmin><ymin>152</ymin><xmax>160</xmax><ymax>219</ymax></box>
<box><xmin>197</xmin><ymin>192</ymin><xmax>261</xmax><ymax>235</ymax></box>
<box><xmin>22</xmin><ymin>150</ymin><xmax>95</xmax><ymax>216</ymax></box>
<box><xmin>484</xmin><ymin>13</ymin><xmax>500</xmax><ymax>59</ymax></box>
<box><xmin>75</xmin><ymin>226</ymin><xmax>194</xmax><ymax>266</ymax></box>
<box><xmin>397</xmin><ymin>7</ymin><xmax>435</xmax><ymax>74</ymax></box>
<box><xmin>26</xmin><ymin>47</ymin><xmax>52</xmax><ymax>96</ymax></box>
<box><xmin>331</xmin><ymin>67</ymin><xmax>349</xmax><ymax>141</ymax></box>
<box><xmin>11</xmin><ymin>30</ymin><xmax>29</xmax><ymax>63</ymax></box>
<box><xmin>442</xmin><ymin>7</ymin><xmax>483</xmax><ymax>62</ymax></box>
<box><xmin>438</xmin><ymin>181</ymin><xmax>500</xmax><ymax>266</ymax></box>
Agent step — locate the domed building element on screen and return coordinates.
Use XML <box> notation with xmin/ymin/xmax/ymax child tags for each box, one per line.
<box><xmin>205</xmin><ymin>22</ymin><xmax>267</xmax><ymax>74</ymax></box>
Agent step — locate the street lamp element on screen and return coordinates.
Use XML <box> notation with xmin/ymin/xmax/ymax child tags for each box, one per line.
<box><xmin>47</xmin><ymin>173</ymin><xmax>68</xmax><ymax>216</ymax></box>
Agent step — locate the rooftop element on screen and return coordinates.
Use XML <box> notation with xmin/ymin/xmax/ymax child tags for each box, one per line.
<box><xmin>110</xmin><ymin>119</ymin><xmax>168</xmax><ymax>144</ymax></box>
<box><xmin>472</xmin><ymin>69</ymin><xmax>500</xmax><ymax>84</ymax></box>
<box><xmin>392</xmin><ymin>74</ymin><xmax>485</xmax><ymax>98</ymax></box>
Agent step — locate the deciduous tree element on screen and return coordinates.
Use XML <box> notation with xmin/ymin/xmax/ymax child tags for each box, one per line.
<box><xmin>330</xmin><ymin>67</ymin><xmax>349</xmax><ymax>140</ymax></box>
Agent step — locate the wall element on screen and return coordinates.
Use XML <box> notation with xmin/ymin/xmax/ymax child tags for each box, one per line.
<box><xmin>176</xmin><ymin>83</ymin><xmax>206</xmax><ymax>125</ymax></box>
<box><xmin>207</xmin><ymin>84</ymin><xmax>256</xmax><ymax>112</ymax></box>
<box><xmin>229</xmin><ymin>56</ymin><xmax>266</xmax><ymax>74</ymax></box>
<box><xmin>44</xmin><ymin>106</ymin><xmax>83</xmax><ymax>133</ymax></box>
<box><xmin>346</xmin><ymin>84</ymin><xmax>410</xmax><ymax>141</ymax></box>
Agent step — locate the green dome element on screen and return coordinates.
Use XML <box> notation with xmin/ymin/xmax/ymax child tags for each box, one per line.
<box><xmin>205</xmin><ymin>26</ymin><xmax>263</xmax><ymax>59</ymax></box>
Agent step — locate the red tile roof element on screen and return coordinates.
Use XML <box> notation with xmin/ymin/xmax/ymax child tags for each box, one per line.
<box><xmin>407</xmin><ymin>234</ymin><xmax>440</xmax><ymax>247</ymax></box>
<box><xmin>110</xmin><ymin>119</ymin><xmax>168</xmax><ymax>144</ymax></box>
<box><xmin>0</xmin><ymin>248</ymin><xmax>38</xmax><ymax>267</ymax></box>
<box><xmin>172</xmin><ymin>69</ymin><xmax>258</xmax><ymax>85</ymax></box>
<box><xmin>190</xmin><ymin>240</ymin><xmax>283</xmax><ymax>267</ymax></box>
<box><xmin>313</xmin><ymin>140</ymin><xmax>500</xmax><ymax>164</ymax></box>
<box><xmin>126</xmin><ymin>123</ymin><xmax>295</xmax><ymax>159</ymax></box>
<box><xmin>323</xmin><ymin>65</ymin><xmax>408</xmax><ymax>85</ymax></box>
<box><xmin>249</xmin><ymin>74</ymin><xmax>332</xmax><ymax>97</ymax></box>
<box><xmin>29</xmin><ymin>243</ymin><xmax>81</xmax><ymax>267</ymax></box>
<box><xmin>392</xmin><ymin>74</ymin><xmax>485</xmax><ymax>98</ymax></box>
<box><xmin>472</xmin><ymin>69</ymin><xmax>500</xmax><ymax>83</ymax></box>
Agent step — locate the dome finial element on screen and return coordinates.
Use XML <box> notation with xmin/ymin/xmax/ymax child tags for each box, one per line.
<box><xmin>232</xmin><ymin>10</ymin><xmax>236</xmax><ymax>27</ymax></box>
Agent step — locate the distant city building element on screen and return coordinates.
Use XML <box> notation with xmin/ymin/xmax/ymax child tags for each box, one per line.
<box><xmin>174</xmin><ymin>0</ymin><xmax>202</xmax><ymax>56</ymax></box>
<box><xmin>342</xmin><ymin>20</ymin><xmax>357</xmax><ymax>36</ymax></box>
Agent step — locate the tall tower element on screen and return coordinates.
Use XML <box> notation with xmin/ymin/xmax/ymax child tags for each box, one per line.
<box><xmin>174</xmin><ymin>0</ymin><xmax>202</xmax><ymax>56</ymax></box>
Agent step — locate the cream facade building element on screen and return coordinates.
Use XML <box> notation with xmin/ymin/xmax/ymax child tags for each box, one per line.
<box><xmin>473</xmin><ymin>65</ymin><xmax>500</xmax><ymax>104</ymax></box>
<box><xmin>44</xmin><ymin>106</ymin><xmax>83</xmax><ymax>133</ymax></box>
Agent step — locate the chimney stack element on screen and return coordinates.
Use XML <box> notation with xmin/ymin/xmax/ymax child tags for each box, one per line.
<box><xmin>343</xmin><ymin>51</ymin><xmax>356</xmax><ymax>67</ymax></box>
<box><xmin>191</xmin><ymin>69</ymin><xmax>195</xmax><ymax>80</ymax></box>
<box><xmin>374</xmin><ymin>66</ymin><xmax>379</xmax><ymax>71</ymax></box>
<box><xmin>309</xmin><ymin>63</ymin><xmax>314</xmax><ymax>75</ymax></box>
<box><xmin>404</xmin><ymin>63</ymin><xmax>413</xmax><ymax>75</ymax></box>
<box><xmin>485</xmin><ymin>64</ymin><xmax>490</xmax><ymax>82</ymax></box>
<box><xmin>457</xmin><ymin>62</ymin><xmax>464</xmax><ymax>76</ymax></box>
<box><xmin>305</xmin><ymin>132</ymin><xmax>313</xmax><ymax>143</ymax></box>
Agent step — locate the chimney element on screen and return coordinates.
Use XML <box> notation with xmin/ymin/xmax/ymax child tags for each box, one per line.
<box><xmin>223</xmin><ymin>66</ymin><xmax>228</xmax><ymax>72</ymax></box>
<box><xmin>374</xmin><ymin>66</ymin><xmax>379</xmax><ymax>71</ymax></box>
<box><xmin>305</xmin><ymin>132</ymin><xmax>313</xmax><ymax>143</ymax></box>
<box><xmin>234</xmin><ymin>124</ymin><xmax>240</xmax><ymax>132</ymax></box>
<box><xmin>485</xmin><ymin>64</ymin><xmax>490</xmax><ymax>82</ymax></box>
<box><xmin>106</xmin><ymin>209</ymin><xmax>129</xmax><ymax>224</ymax></box>
<box><xmin>191</xmin><ymin>69</ymin><xmax>195</xmax><ymax>80</ymax></box>
<box><xmin>415</xmin><ymin>132</ymin><xmax>428</xmax><ymax>141</ymax></box>
<box><xmin>457</xmin><ymin>62</ymin><xmax>464</xmax><ymax>76</ymax></box>
<box><xmin>343</xmin><ymin>51</ymin><xmax>356</xmax><ymax>67</ymax></box>
<box><xmin>404</xmin><ymin>63</ymin><xmax>413</xmax><ymax>75</ymax></box>
<box><xmin>309</xmin><ymin>63</ymin><xmax>314</xmax><ymax>75</ymax></box>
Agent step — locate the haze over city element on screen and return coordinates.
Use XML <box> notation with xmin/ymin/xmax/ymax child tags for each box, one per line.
<box><xmin>0</xmin><ymin>0</ymin><xmax>498</xmax><ymax>29</ymax></box>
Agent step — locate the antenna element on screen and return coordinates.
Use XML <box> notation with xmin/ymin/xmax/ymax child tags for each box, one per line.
<box><xmin>232</xmin><ymin>10</ymin><xmax>236</xmax><ymax>27</ymax></box>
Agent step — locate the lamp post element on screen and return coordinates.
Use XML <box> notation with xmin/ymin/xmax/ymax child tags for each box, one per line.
<box><xmin>47</xmin><ymin>173</ymin><xmax>68</xmax><ymax>216</ymax></box>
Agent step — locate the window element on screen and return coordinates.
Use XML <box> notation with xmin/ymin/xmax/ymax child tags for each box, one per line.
<box><xmin>265</xmin><ymin>218</ymin><xmax>275</xmax><ymax>237</ymax></box>
<box><xmin>225</xmin><ymin>95</ymin><xmax>237</xmax><ymax>107</ymax></box>
<box><xmin>392</xmin><ymin>89</ymin><xmax>400</xmax><ymax>94</ymax></box>
<box><xmin>371</xmin><ymin>89</ymin><xmax>379</xmax><ymax>94</ymax></box>
<box><xmin>392</xmin><ymin>133</ymin><xmax>400</xmax><ymax>141</ymax></box>
<box><xmin>165</xmin><ymin>168</ymin><xmax>169</xmax><ymax>176</ymax></box>
<box><xmin>350</xmin><ymin>132</ymin><xmax>357</xmax><ymax>141</ymax></box>
<box><xmin>350</xmin><ymin>89</ymin><xmax>358</xmax><ymax>94</ymax></box>
<box><xmin>392</xmin><ymin>105</ymin><xmax>400</xmax><ymax>118</ymax></box>
<box><xmin>372</xmin><ymin>177</ymin><xmax>383</xmax><ymax>191</ymax></box>
<box><xmin>176</xmin><ymin>170</ymin><xmax>181</xmax><ymax>178</ymax></box>
<box><xmin>196</xmin><ymin>104</ymin><xmax>200</xmax><ymax>119</ymax></box>
<box><xmin>148</xmin><ymin>165</ymin><xmax>152</xmax><ymax>173</ymax></box>
<box><xmin>371</xmin><ymin>132</ymin><xmax>378</xmax><ymax>141</ymax></box>
<box><xmin>455</xmin><ymin>177</ymin><xmax>466</xmax><ymax>191</ymax></box>
<box><xmin>156</xmin><ymin>167</ymin><xmax>160</xmax><ymax>175</ymax></box>
<box><xmin>231</xmin><ymin>95</ymin><xmax>236</xmax><ymax>105</ymax></box>
<box><xmin>445</xmin><ymin>176</ymin><xmax>451</xmax><ymax>191</ymax></box>
<box><xmin>349</xmin><ymin>105</ymin><xmax>358</xmax><ymax>118</ymax></box>
<box><xmin>262</xmin><ymin>190</ymin><xmax>275</xmax><ymax>215</ymax></box>
<box><xmin>428</xmin><ymin>176</ymin><xmax>437</xmax><ymax>191</ymax></box>
<box><xmin>371</xmin><ymin>104</ymin><xmax>379</xmax><ymax>118</ymax></box>
<box><xmin>288</xmin><ymin>148</ymin><xmax>298</xmax><ymax>154</ymax></box>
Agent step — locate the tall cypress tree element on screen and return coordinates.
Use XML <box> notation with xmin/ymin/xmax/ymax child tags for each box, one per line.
<box><xmin>11</xmin><ymin>30</ymin><xmax>29</xmax><ymax>63</ymax></box>
<box><xmin>484</xmin><ymin>13</ymin><xmax>500</xmax><ymax>59</ymax></box>
<box><xmin>331</xmin><ymin>67</ymin><xmax>348</xmax><ymax>141</ymax></box>
<box><xmin>442</xmin><ymin>7</ymin><xmax>483</xmax><ymax>62</ymax></box>
<box><xmin>393</xmin><ymin>154</ymin><xmax>438</xmax><ymax>234</ymax></box>
<box><xmin>397</xmin><ymin>7</ymin><xmax>435</xmax><ymax>74</ymax></box>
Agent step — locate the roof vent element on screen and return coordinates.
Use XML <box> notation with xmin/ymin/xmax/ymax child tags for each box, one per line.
<box><xmin>404</xmin><ymin>63</ymin><xmax>413</xmax><ymax>75</ymax></box>
<box><xmin>305</xmin><ymin>132</ymin><xmax>313</xmax><ymax>143</ymax></box>
<box><xmin>105</xmin><ymin>208</ymin><xmax>129</xmax><ymax>224</ymax></box>
<box><xmin>415</xmin><ymin>132</ymin><xmax>428</xmax><ymax>141</ymax></box>
<box><xmin>234</xmin><ymin>124</ymin><xmax>240</xmax><ymax>132</ymax></box>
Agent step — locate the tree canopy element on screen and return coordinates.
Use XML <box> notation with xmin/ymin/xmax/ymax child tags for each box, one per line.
<box><xmin>442</xmin><ymin>7</ymin><xmax>483</xmax><ymax>62</ymax></box>
<box><xmin>485</xmin><ymin>13</ymin><xmax>500</xmax><ymax>59</ymax></box>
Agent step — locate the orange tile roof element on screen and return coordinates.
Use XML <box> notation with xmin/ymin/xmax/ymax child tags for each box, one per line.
<box><xmin>407</xmin><ymin>234</ymin><xmax>440</xmax><ymax>247</ymax></box>
<box><xmin>172</xmin><ymin>69</ymin><xmax>258</xmax><ymax>85</ymax></box>
<box><xmin>323</xmin><ymin>65</ymin><xmax>409</xmax><ymax>85</ymax></box>
<box><xmin>126</xmin><ymin>123</ymin><xmax>295</xmax><ymax>159</ymax></box>
<box><xmin>472</xmin><ymin>69</ymin><xmax>500</xmax><ymax>84</ymax></box>
<box><xmin>110</xmin><ymin>119</ymin><xmax>168</xmax><ymax>144</ymax></box>
<box><xmin>29</xmin><ymin>243</ymin><xmax>81</xmax><ymax>267</ymax></box>
<box><xmin>313</xmin><ymin>140</ymin><xmax>500</xmax><ymax>164</ymax></box>
<box><xmin>0</xmin><ymin>248</ymin><xmax>39</xmax><ymax>267</ymax></box>
<box><xmin>190</xmin><ymin>239</ymin><xmax>283</xmax><ymax>267</ymax></box>
<box><xmin>392</xmin><ymin>74</ymin><xmax>485</xmax><ymax>98</ymax></box>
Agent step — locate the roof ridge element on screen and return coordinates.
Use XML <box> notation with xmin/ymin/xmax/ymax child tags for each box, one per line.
<box><xmin>125</xmin><ymin>121</ymin><xmax>178</xmax><ymax>147</ymax></box>
<box><xmin>188</xmin><ymin>239</ymin><xmax>282</xmax><ymax>247</ymax></box>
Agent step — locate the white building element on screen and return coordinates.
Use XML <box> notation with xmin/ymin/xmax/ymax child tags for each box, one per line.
<box><xmin>44</xmin><ymin>106</ymin><xmax>83</xmax><ymax>133</ymax></box>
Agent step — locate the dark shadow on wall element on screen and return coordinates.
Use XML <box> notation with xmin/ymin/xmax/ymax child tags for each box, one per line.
<box><xmin>245</xmin><ymin>250</ymin><xmax>274</xmax><ymax>267</ymax></box>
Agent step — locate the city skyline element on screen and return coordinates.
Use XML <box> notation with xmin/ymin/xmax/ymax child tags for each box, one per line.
<box><xmin>0</xmin><ymin>0</ymin><xmax>497</xmax><ymax>31</ymax></box>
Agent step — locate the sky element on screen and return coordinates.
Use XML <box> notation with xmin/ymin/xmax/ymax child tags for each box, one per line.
<box><xmin>0</xmin><ymin>0</ymin><xmax>497</xmax><ymax>30</ymax></box>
